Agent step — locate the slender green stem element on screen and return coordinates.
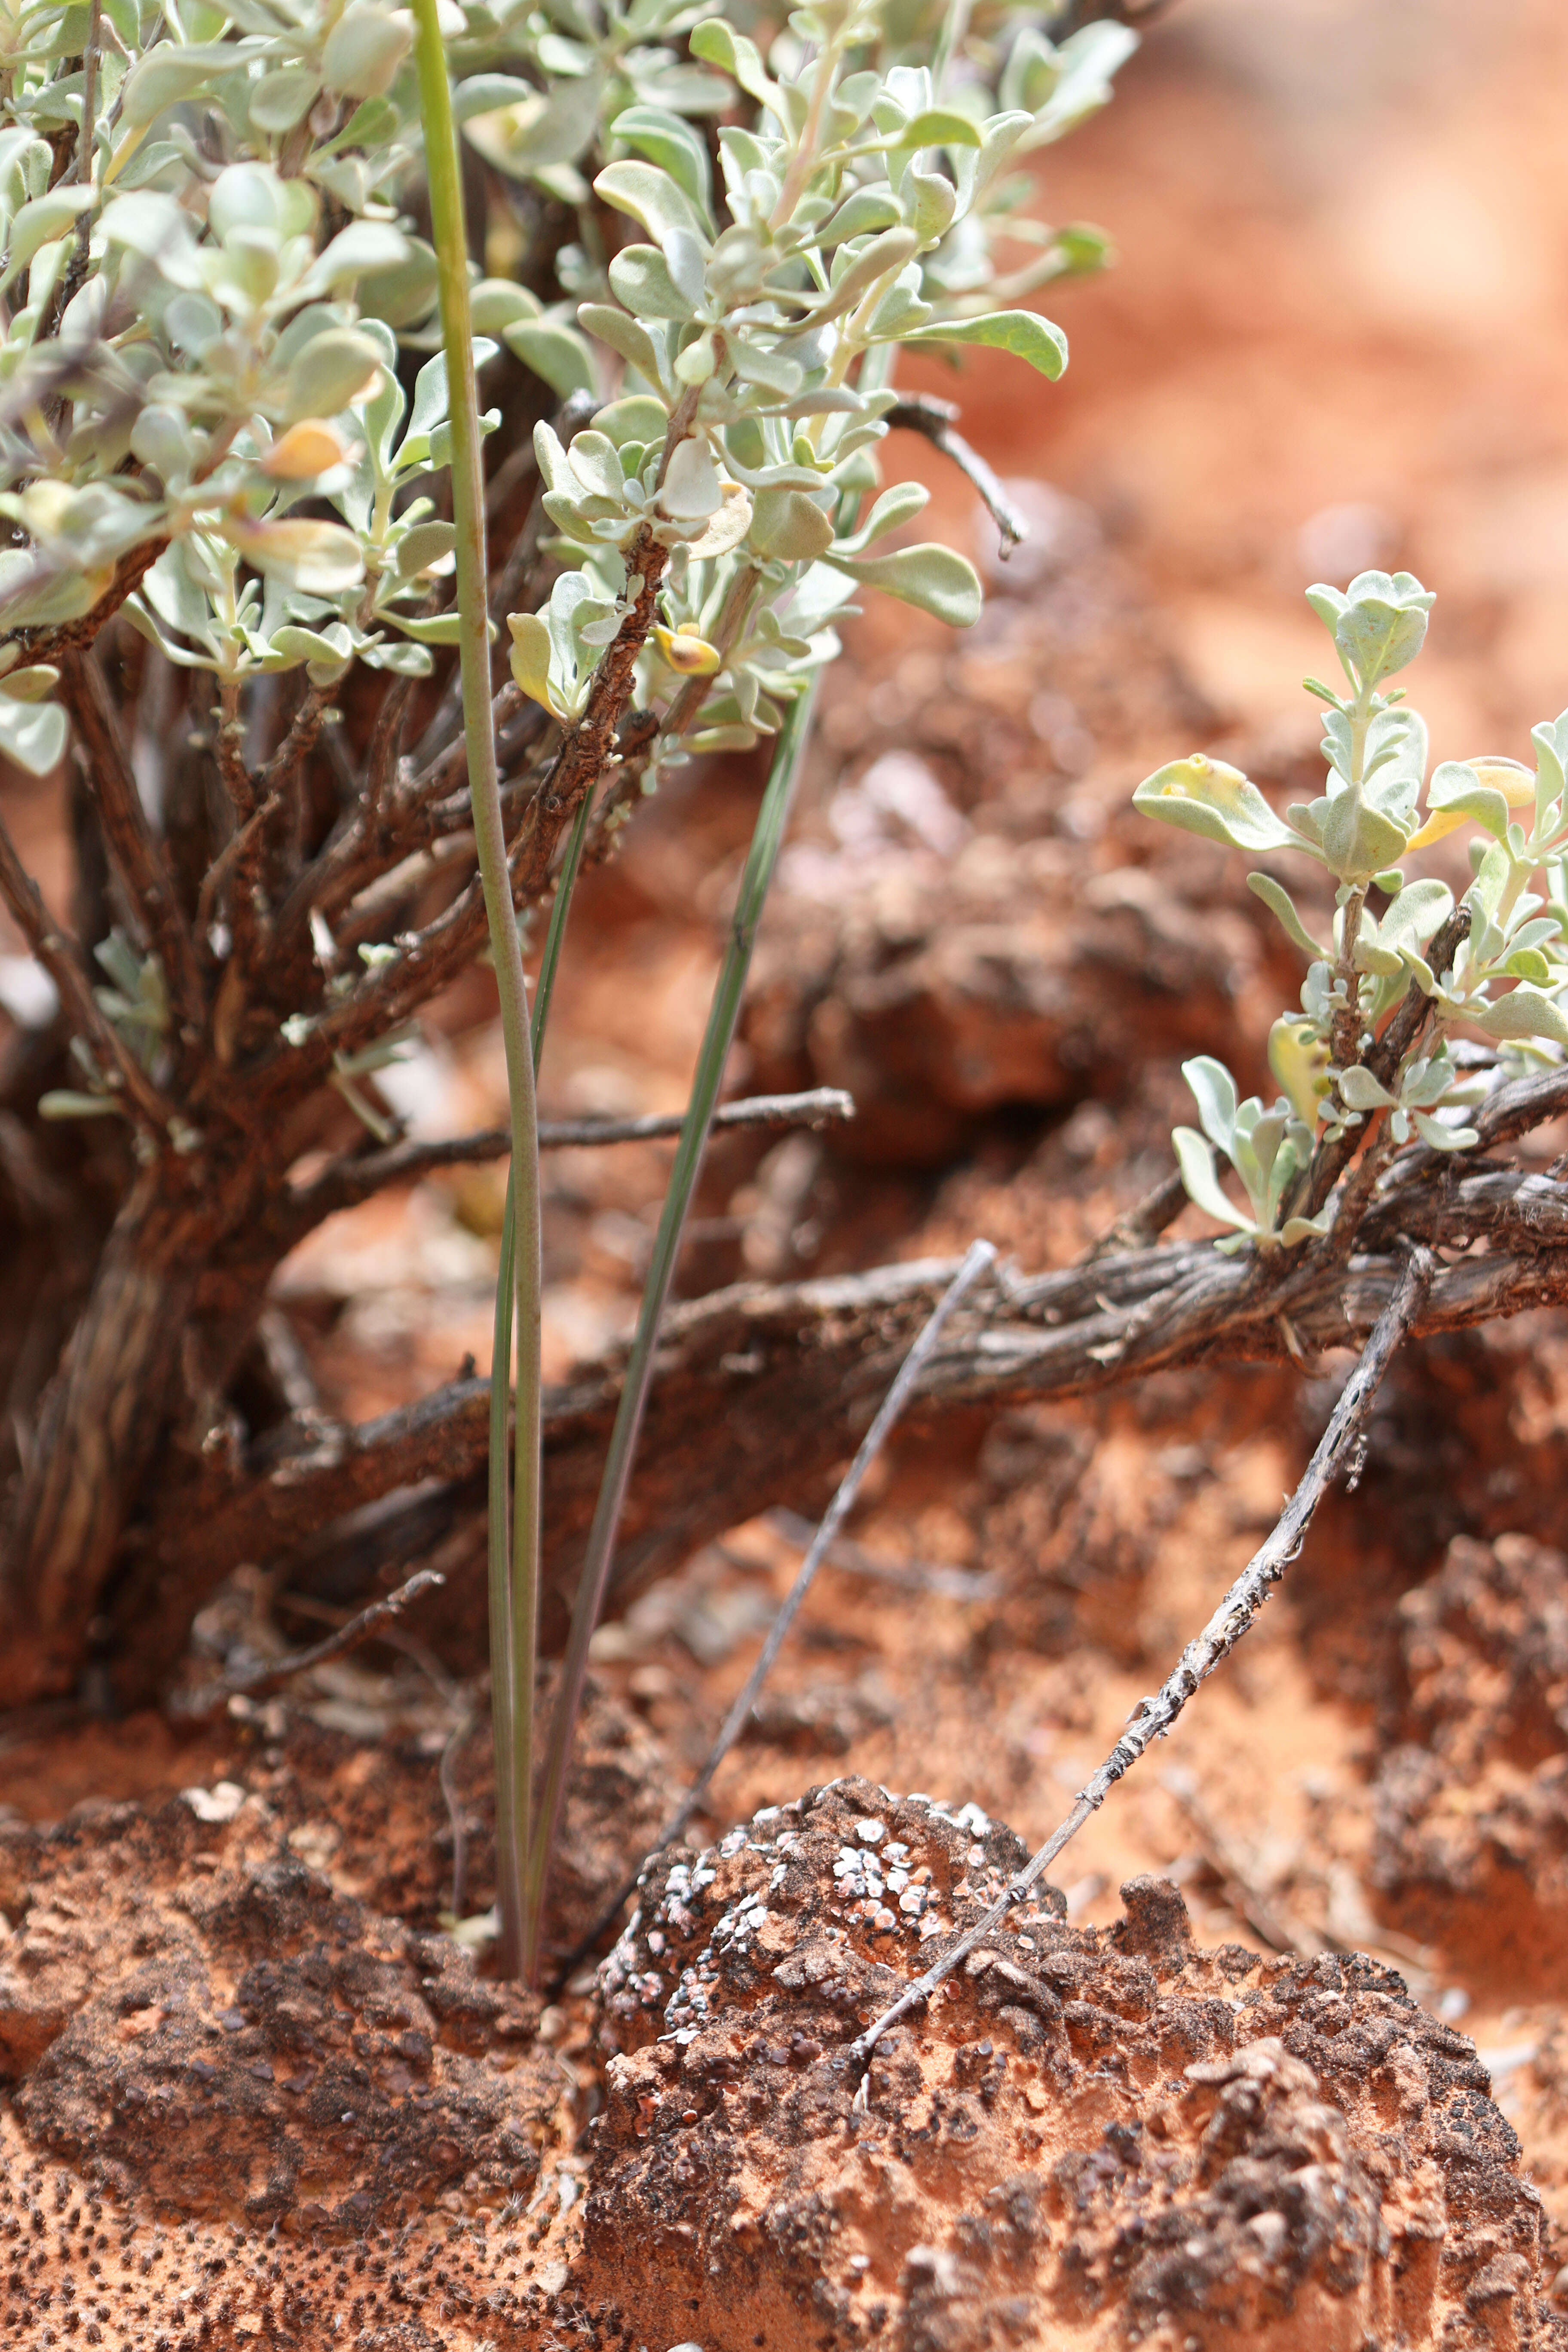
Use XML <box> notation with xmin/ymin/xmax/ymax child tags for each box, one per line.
<box><xmin>523</xmin><ymin>683</ymin><xmax>819</xmax><ymax>1973</ymax></box>
<box><xmin>485</xmin><ymin>783</ymin><xmax>594</xmax><ymax>1938</ymax></box>
<box><xmin>413</xmin><ymin>0</ymin><xmax>543</xmax><ymax>1983</ymax></box>
<box><xmin>532</xmin><ymin>787</ymin><xmax>595</xmax><ymax>1052</ymax></box>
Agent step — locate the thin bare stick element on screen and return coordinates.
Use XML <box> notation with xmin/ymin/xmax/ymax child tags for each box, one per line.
<box><xmin>290</xmin><ymin>1086</ymin><xmax>858</xmax><ymax>1226</ymax></box>
<box><xmin>53</xmin><ymin>0</ymin><xmax>101</xmax><ymax>326</ymax></box>
<box><xmin>172</xmin><ymin>1568</ymin><xmax>446</xmax><ymax>1718</ymax></box>
<box><xmin>885</xmin><ymin>394</ymin><xmax>1030</xmax><ymax>557</ymax></box>
<box><xmin>844</xmin><ymin>1242</ymin><xmax>1432</xmax><ymax>2081</ymax></box>
<box><xmin>254</xmin><ymin>684</ymin><xmax>333</xmax><ymax>799</ymax></box>
<box><xmin>554</xmin><ymin>1240</ymin><xmax>997</xmax><ymax>1980</ymax></box>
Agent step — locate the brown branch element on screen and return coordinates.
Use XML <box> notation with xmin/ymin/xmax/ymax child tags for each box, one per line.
<box><xmin>58</xmin><ymin>649</ymin><xmax>204</xmax><ymax>1045</ymax></box>
<box><xmin>215</xmin><ymin>681</ymin><xmax>252</xmax><ymax>817</ymax></box>
<box><xmin>254</xmin><ymin>683</ymin><xmax>333</xmax><ymax>801</ymax></box>
<box><xmin>250</xmin><ymin>548</ymin><xmax>667</xmax><ymax>1102</ymax></box>
<box><xmin>1081</xmin><ymin>1165</ymin><xmax>1188</xmax><ymax>1262</ymax></box>
<box><xmin>288</xmin><ymin>1085</ymin><xmax>857</xmax><ymax>1228</ymax></box>
<box><xmin>363</xmin><ymin>668</ymin><xmax>418</xmax><ymax>820</ymax></box>
<box><xmin>0</xmin><ymin>797</ymin><xmax>174</xmax><ymax>1133</ymax></box>
<box><xmin>508</xmin><ymin>525</ymin><xmax>669</xmax><ymax>901</ymax></box>
<box><xmin>123</xmin><ymin>1145</ymin><xmax>1568</xmax><ymax>1706</ymax></box>
<box><xmin>271</xmin><ymin>680</ymin><xmax>527</xmax><ymax>949</ymax></box>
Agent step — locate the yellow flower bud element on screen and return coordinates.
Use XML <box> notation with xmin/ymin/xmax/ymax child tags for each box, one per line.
<box><xmin>261</xmin><ymin>420</ymin><xmax>352</xmax><ymax>479</ymax></box>
<box><xmin>653</xmin><ymin>624</ymin><xmax>722</xmax><ymax>677</ymax></box>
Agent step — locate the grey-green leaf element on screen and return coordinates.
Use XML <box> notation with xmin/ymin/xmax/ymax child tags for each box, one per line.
<box><xmin>903</xmin><ymin>309</ymin><xmax>1067</xmax><ymax>380</ymax></box>
<box><xmin>824</xmin><ymin>542</ymin><xmax>982</xmax><ymax>629</ymax></box>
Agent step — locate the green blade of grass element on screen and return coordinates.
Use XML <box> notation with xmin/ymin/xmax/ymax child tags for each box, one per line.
<box><xmin>412</xmin><ymin>0</ymin><xmax>543</xmax><ymax>1982</ymax></box>
<box><xmin>486</xmin><ymin>781</ymin><xmax>594</xmax><ymax>1954</ymax></box>
<box><xmin>522</xmin><ymin>683</ymin><xmax>818</xmax><ymax>1973</ymax></box>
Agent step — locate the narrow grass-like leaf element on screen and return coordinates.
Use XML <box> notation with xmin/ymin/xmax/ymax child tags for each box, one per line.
<box><xmin>412</xmin><ymin>0</ymin><xmax>544</xmax><ymax>1984</ymax></box>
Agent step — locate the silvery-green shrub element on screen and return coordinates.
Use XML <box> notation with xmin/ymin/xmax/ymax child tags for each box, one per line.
<box><xmin>1136</xmin><ymin>570</ymin><xmax>1568</xmax><ymax>1246</ymax></box>
<box><xmin>0</xmin><ymin>0</ymin><xmax>1136</xmax><ymax>792</ymax></box>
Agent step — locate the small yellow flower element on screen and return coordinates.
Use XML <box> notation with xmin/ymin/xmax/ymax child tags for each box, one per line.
<box><xmin>653</xmin><ymin>624</ymin><xmax>722</xmax><ymax>677</ymax></box>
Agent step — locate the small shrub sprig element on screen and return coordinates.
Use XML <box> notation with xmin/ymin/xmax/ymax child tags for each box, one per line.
<box><xmin>1136</xmin><ymin>570</ymin><xmax>1568</xmax><ymax>1253</ymax></box>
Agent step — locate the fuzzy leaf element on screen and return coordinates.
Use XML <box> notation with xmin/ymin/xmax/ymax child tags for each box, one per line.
<box><xmin>686</xmin><ymin>482</ymin><xmax>753</xmax><ymax>560</ymax></box>
<box><xmin>903</xmin><ymin>309</ymin><xmax>1067</xmax><ymax>380</ymax></box>
<box><xmin>1412</xmin><ymin>1111</ymin><xmax>1479</xmax><ymax>1152</ymax></box>
<box><xmin>688</xmin><ymin>17</ymin><xmax>778</xmax><ymax>111</ymax></box>
<box><xmin>1464</xmin><ymin>986</ymin><xmax>1568</xmax><ymax>1048</ymax></box>
<box><xmin>1181</xmin><ymin>1054</ymin><xmax>1238</xmax><ymax>1153</ymax></box>
<box><xmin>824</xmin><ymin>542</ymin><xmax>982</xmax><ymax>628</ymax></box>
<box><xmin>894</xmin><ymin>108</ymin><xmax>984</xmax><ymax>149</ymax></box>
<box><xmin>594</xmin><ymin>159</ymin><xmax>709</xmax><ymax>250</ymax></box>
<box><xmin>1135</xmin><ymin>756</ymin><xmax>1298</xmax><ymax>855</ymax></box>
<box><xmin>283</xmin><ymin>328</ymin><xmax>385</xmax><ymax>423</ymax></box>
<box><xmin>749</xmin><ymin>485</ymin><xmax>835</xmax><ymax>562</ymax></box>
<box><xmin>1280</xmin><ymin>1206</ymin><xmax>1335</xmax><ymax>1244</ymax></box>
<box><xmin>1268</xmin><ymin>1017</ymin><xmax>1327</xmax><ymax>1131</ymax></box>
<box><xmin>0</xmin><ymin>185</ymin><xmax>94</xmax><ymax>294</ymax></box>
<box><xmin>1323</xmin><ymin>568</ymin><xmax>1434</xmax><ymax>684</ymax></box>
<box><xmin>504</xmin><ymin>318</ymin><xmax>597</xmax><ymax>400</ymax></box>
<box><xmin>507</xmin><ymin>611</ymin><xmax>556</xmax><ymax>713</ymax></box>
<box><xmin>835</xmin><ymin>480</ymin><xmax>929</xmax><ymax>556</ymax></box>
<box><xmin>227</xmin><ymin>518</ymin><xmax>364</xmax><ymax>595</ymax></box>
<box><xmin>1173</xmin><ymin>1126</ymin><xmax>1251</xmax><ymax>1232</ymax></box>
<box><xmin>0</xmin><ymin>695</ymin><xmax>64</xmax><ymax>773</ymax></box>
<box><xmin>1338</xmin><ymin>1064</ymin><xmax>1396</xmax><ymax>1112</ymax></box>
<box><xmin>1247</xmin><ymin>871</ymin><xmax>1324</xmax><ymax>957</ymax></box>
<box><xmin>577</xmin><ymin>300</ymin><xmax>665</xmax><ymax>387</ymax></box>
<box><xmin>116</xmin><ymin>42</ymin><xmax>232</xmax><ymax>131</ymax></box>
<box><xmin>609</xmin><ymin>241</ymin><xmax>695</xmax><ymax>322</ymax></box>
<box><xmin>610</xmin><ymin>104</ymin><xmax>712</xmax><ymax>210</ymax></box>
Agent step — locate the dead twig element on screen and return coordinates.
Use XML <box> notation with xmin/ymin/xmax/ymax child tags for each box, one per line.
<box><xmin>132</xmin><ymin>1193</ymin><xmax>1568</xmax><ymax>1681</ymax></box>
<box><xmin>761</xmin><ymin>1508</ymin><xmax>998</xmax><ymax>1601</ymax></box>
<box><xmin>885</xmin><ymin>394</ymin><xmax>1030</xmax><ymax>558</ymax></box>
<box><xmin>289</xmin><ymin>1085</ymin><xmax>858</xmax><ymax>1226</ymax></box>
<box><xmin>172</xmin><ymin>1567</ymin><xmax>445</xmax><ymax>1719</ymax></box>
<box><xmin>553</xmin><ymin>1241</ymin><xmax>998</xmax><ymax>1982</ymax></box>
<box><xmin>845</xmin><ymin>1243</ymin><xmax>1433</xmax><ymax>2082</ymax></box>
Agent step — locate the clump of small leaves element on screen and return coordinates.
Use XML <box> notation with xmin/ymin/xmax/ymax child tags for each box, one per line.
<box><xmin>1136</xmin><ymin>569</ymin><xmax>1568</xmax><ymax>1252</ymax></box>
